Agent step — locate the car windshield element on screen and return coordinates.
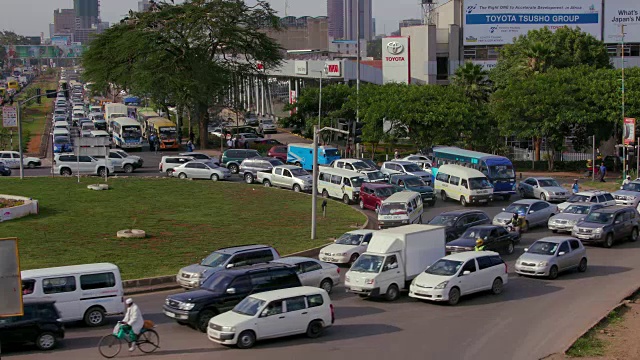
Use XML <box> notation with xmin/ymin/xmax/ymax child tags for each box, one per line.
<box><xmin>469</xmin><ymin>177</ymin><xmax>493</xmax><ymax>190</ymax></box>
<box><xmin>122</xmin><ymin>126</ymin><xmax>141</xmax><ymax>139</ymax></box>
<box><xmin>568</xmin><ymin>194</ymin><xmax>590</xmax><ymax>202</ymax></box>
<box><xmin>200</xmin><ymin>272</ymin><xmax>234</xmax><ymax>291</ymax></box>
<box><xmin>374</xmin><ymin>187</ymin><xmax>396</xmax><ymax>197</ymax></box>
<box><xmin>461</xmin><ymin>228</ymin><xmax>491</xmax><ymax>239</ymax></box>
<box><xmin>563</xmin><ymin>205</ymin><xmax>591</xmax><ymax>214</ymax></box>
<box><xmin>350</xmin><ymin>177</ymin><xmax>364</xmax><ymax>187</ymax></box>
<box><xmin>361</xmin><ymin>159</ymin><xmax>378</xmax><ymax>169</ymax></box>
<box><xmin>366</xmin><ymin>171</ymin><xmax>386</xmax><ymax>181</ymax></box>
<box><xmin>505</xmin><ymin>203</ymin><xmax>529</xmax><ymax>215</ymax></box>
<box><xmin>233</xmin><ymin>297</ymin><xmax>266</xmax><ymax>316</ymax></box>
<box><xmin>350</xmin><ymin>161</ymin><xmax>368</xmax><ymax>170</ymax></box>
<box><xmin>528</xmin><ymin>241</ymin><xmax>559</xmax><ymax>255</ymax></box>
<box><xmin>268</xmin><ymin>159</ymin><xmax>284</xmax><ymax>166</ymax></box>
<box><xmin>93</xmin><ymin>114</ymin><xmax>105</xmax><ymax>120</ymax></box>
<box><xmin>538</xmin><ymin>179</ymin><xmax>560</xmax><ymax>187</ymax></box>
<box><xmin>200</xmin><ymin>252</ymin><xmax>232</xmax><ymax>267</ymax></box>
<box><xmin>378</xmin><ymin>203</ymin><xmax>407</xmax><ymax>215</ymax></box>
<box><xmin>425</xmin><ymin>259</ymin><xmax>463</xmax><ymax>276</ymax></box>
<box><xmin>335</xmin><ymin>233</ymin><xmax>364</xmax><ymax>245</ymax></box>
<box><xmin>403</xmin><ymin>163</ymin><xmax>422</xmax><ymax>172</ymax></box>
<box><xmin>323</xmin><ymin>149</ymin><xmax>339</xmax><ymax>157</ymax></box>
<box><xmin>191</xmin><ymin>154</ymin><xmax>209</xmax><ymax>160</ymax></box>
<box><xmin>243</xmin><ymin>134</ymin><xmax>258</xmax><ymax>139</ymax></box>
<box><xmin>291</xmin><ymin>168</ymin><xmax>308</xmax><ymax>176</ymax></box>
<box><xmin>622</xmin><ymin>183</ymin><xmax>640</xmax><ymax>192</ymax></box>
<box><xmin>116</xmin><ymin>151</ymin><xmax>129</xmax><ymax>158</ymax></box>
<box><xmin>261</xmin><ymin>120</ymin><xmax>273</xmax><ymax>125</ymax></box>
<box><xmin>159</xmin><ymin>127</ymin><xmax>177</xmax><ymax>139</ymax></box>
<box><xmin>350</xmin><ymin>254</ymin><xmax>384</xmax><ymax>273</ymax></box>
<box><xmin>585</xmin><ymin>212</ymin><xmax>615</xmax><ymax>224</ymax></box>
<box><xmin>54</xmin><ymin>136</ymin><xmax>69</xmax><ymax>144</ymax></box>
<box><xmin>489</xmin><ymin>165</ymin><xmax>515</xmax><ymax>180</ymax></box>
<box><xmin>404</xmin><ymin>177</ymin><xmax>426</xmax><ymax>187</ymax></box>
<box><xmin>429</xmin><ymin>214</ymin><xmax>458</xmax><ymax>227</ymax></box>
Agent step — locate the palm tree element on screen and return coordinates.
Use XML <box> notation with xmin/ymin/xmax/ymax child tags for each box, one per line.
<box><xmin>452</xmin><ymin>62</ymin><xmax>492</xmax><ymax>104</ymax></box>
<box><xmin>522</xmin><ymin>41</ymin><xmax>554</xmax><ymax>73</ymax></box>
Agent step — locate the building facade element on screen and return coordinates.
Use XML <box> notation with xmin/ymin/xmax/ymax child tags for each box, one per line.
<box><xmin>53</xmin><ymin>9</ymin><xmax>76</xmax><ymax>34</ymax></box>
<box><xmin>327</xmin><ymin>0</ymin><xmax>344</xmax><ymax>39</ymax></box>
<box><xmin>262</xmin><ymin>16</ymin><xmax>329</xmax><ymax>51</ymax></box>
<box><xmin>343</xmin><ymin>0</ymin><xmax>373</xmax><ymax>41</ymax></box>
<box><xmin>74</xmin><ymin>0</ymin><xmax>99</xmax><ymax>29</ymax></box>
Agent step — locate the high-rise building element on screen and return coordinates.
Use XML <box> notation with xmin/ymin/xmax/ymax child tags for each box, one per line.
<box><xmin>343</xmin><ymin>0</ymin><xmax>373</xmax><ymax>41</ymax></box>
<box><xmin>53</xmin><ymin>9</ymin><xmax>76</xmax><ymax>34</ymax></box>
<box><xmin>139</xmin><ymin>0</ymin><xmax>151</xmax><ymax>12</ymax></box>
<box><xmin>327</xmin><ymin>0</ymin><xmax>344</xmax><ymax>39</ymax></box>
<box><xmin>261</xmin><ymin>16</ymin><xmax>329</xmax><ymax>51</ymax></box>
<box><xmin>74</xmin><ymin>0</ymin><xmax>100</xmax><ymax>28</ymax></box>
<box><xmin>399</xmin><ymin>18</ymin><xmax>423</xmax><ymax>29</ymax></box>
<box><xmin>49</xmin><ymin>24</ymin><xmax>55</xmax><ymax>39</ymax></box>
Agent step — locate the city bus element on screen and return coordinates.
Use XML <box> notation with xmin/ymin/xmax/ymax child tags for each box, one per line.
<box><xmin>110</xmin><ymin>117</ymin><xmax>143</xmax><ymax>150</ymax></box>
<box><xmin>147</xmin><ymin>117</ymin><xmax>179</xmax><ymax>150</ymax></box>
<box><xmin>432</xmin><ymin>146</ymin><xmax>516</xmax><ymax>200</ymax></box>
<box><xmin>136</xmin><ymin>108</ymin><xmax>159</xmax><ymax>137</ymax></box>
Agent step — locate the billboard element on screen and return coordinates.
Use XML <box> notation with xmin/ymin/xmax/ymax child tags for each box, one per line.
<box><xmin>4</xmin><ymin>44</ymin><xmax>86</xmax><ymax>59</ymax></box>
<box><xmin>51</xmin><ymin>35</ymin><xmax>73</xmax><ymax>47</ymax></box>
<box><xmin>463</xmin><ymin>0</ymin><xmax>603</xmax><ymax>45</ymax></box>
<box><xmin>604</xmin><ymin>0</ymin><xmax>640</xmax><ymax>43</ymax></box>
<box><xmin>0</xmin><ymin>238</ymin><xmax>23</xmax><ymax>317</ymax></box>
<box><xmin>624</xmin><ymin>117</ymin><xmax>636</xmax><ymax>145</ymax></box>
<box><xmin>382</xmin><ymin>37</ymin><xmax>411</xmax><ymax>84</ymax></box>
<box><xmin>325</xmin><ymin>61</ymin><xmax>342</xmax><ymax>77</ymax></box>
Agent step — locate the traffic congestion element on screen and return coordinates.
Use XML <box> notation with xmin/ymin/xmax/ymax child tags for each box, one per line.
<box><xmin>4</xmin><ymin>70</ymin><xmax>640</xmax><ymax>359</ymax></box>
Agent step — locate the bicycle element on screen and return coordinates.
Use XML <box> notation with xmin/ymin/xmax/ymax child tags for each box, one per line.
<box><xmin>98</xmin><ymin>320</ymin><xmax>160</xmax><ymax>358</ymax></box>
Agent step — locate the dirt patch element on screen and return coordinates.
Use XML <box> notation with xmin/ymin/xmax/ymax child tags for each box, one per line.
<box><xmin>0</xmin><ymin>198</ymin><xmax>25</xmax><ymax>209</ymax></box>
<box><xmin>560</xmin><ymin>293</ymin><xmax>640</xmax><ymax>359</ymax></box>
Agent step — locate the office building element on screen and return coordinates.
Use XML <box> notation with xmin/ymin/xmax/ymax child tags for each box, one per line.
<box><xmin>343</xmin><ymin>0</ymin><xmax>373</xmax><ymax>41</ymax></box>
<box><xmin>53</xmin><ymin>9</ymin><xmax>76</xmax><ymax>34</ymax></box>
<box><xmin>49</xmin><ymin>24</ymin><xmax>55</xmax><ymax>39</ymax></box>
<box><xmin>262</xmin><ymin>16</ymin><xmax>329</xmax><ymax>51</ymax></box>
<box><xmin>74</xmin><ymin>28</ymin><xmax>97</xmax><ymax>45</ymax></box>
<box><xmin>74</xmin><ymin>0</ymin><xmax>100</xmax><ymax>29</ymax></box>
<box><xmin>327</xmin><ymin>0</ymin><xmax>344</xmax><ymax>39</ymax></box>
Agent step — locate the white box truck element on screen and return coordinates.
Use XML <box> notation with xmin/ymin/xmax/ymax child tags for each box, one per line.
<box><xmin>104</xmin><ymin>103</ymin><xmax>128</xmax><ymax>126</ymax></box>
<box><xmin>344</xmin><ymin>224</ymin><xmax>445</xmax><ymax>301</ymax></box>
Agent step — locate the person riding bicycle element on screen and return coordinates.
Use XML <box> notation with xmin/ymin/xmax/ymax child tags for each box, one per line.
<box><xmin>121</xmin><ymin>298</ymin><xmax>144</xmax><ymax>352</ymax></box>
<box><xmin>506</xmin><ymin>212</ymin><xmax>523</xmax><ymax>233</ymax></box>
<box><xmin>474</xmin><ymin>239</ymin><xmax>485</xmax><ymax>251</ymax></box>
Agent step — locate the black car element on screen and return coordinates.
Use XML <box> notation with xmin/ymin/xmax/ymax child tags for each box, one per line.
<box><xmin>0</xmin><ymin>301</ymin><xmax>65</xmax><ymax>351</ymax></box>
<box><xmin>428</xmin><ymin>210</ymin><xmax>492</xmax><ymax>242</ymax></box>
<box><xmin>163</xmin><ymin>263</ymin><xmax>302</xmax><ymax>332</ymax></box>
<box><xmin>0</xmin><ymin>161</ymin><xmax>11</xmax><ymax>176</ymax></box>
<box><xmin>446</xmin><ymin>225</ymin><xmax>520</xmax><ymax>255</ymax></box>
<box><xmin>388</xmin><ymin>174</ymin><xmax>435</xmax><ymax>205</ymax></box>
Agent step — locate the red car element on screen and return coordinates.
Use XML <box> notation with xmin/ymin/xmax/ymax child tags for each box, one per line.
<box><xmin>359</xmin><ymin>183</ymin><xmax>398</xmax><ymax>212</ymax></box>
<box><xmin>268</xmin><ymin>145</ymin><xmax>287</xmax><ymax>162</ymax></box>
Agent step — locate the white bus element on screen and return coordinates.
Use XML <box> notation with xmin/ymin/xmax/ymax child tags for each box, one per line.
<box><xmin>110</xmin><ymin>117</ymin><xmax>143</xmax><ymax>149</ymax></box>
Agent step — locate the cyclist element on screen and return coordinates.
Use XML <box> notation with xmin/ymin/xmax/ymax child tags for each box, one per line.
<box><xmin>506</xmin><ymin>212</ymin><xmax>523</xmax><ymax>233</ymax></box>
<box><xmin>121</xmin><ymin>298</ymin><xmax>144</xmax><ymax>352</ymax></box>
<box><xmin>474</xmin><ymin>239</ymin><xmax>485</xmax><ymax>251</ymax></box>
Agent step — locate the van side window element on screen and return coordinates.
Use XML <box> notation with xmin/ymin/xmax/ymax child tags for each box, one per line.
<box><xmin>43</xmin><ymin>276</ymin><xmax>76</xmax><ymax>294</ymax></box>
<box><xmin>460</xmin><ymin>260</ymin><xmax>476</xmax><ymax>274</ymax></box>
<box><xmin>22</xmin><ymin>279</ymin><xmax>36</xmax><ymax>295</ymax></box>
<box><xmin>331</xmin><ymin>175</ymin><xmax>341</xmax><ymax>185</ymax></box>
<box><xmin>449</xmin><ymin>176</ymin><xmax>460</xmax><ymax>185</ymax></box>
<box><xmin>383</xmin><ymin>255</ymin><xmax>398</xmax><ymax>271</ymax></box>
<box><xmin>344</xmin><ymin>178</ymin><xmax>352</xmax><ymax>187</ymax></box>
<box><xmin>285</xmin><ymin>296</ymin><xmax>307</xmax><ymax>312</ymax></box>
<box><xmin>461</xmin><ymin>179</ymin><xmax>468</xmax><ymax>189</ymax></box>
<box><xmin>319</xmin><ymin>172</ymin><xmax>326</xmax><ymax>181</ymax></box>
<box><xmin>80</xmin><ymin>272</ymin><xmax>116</xmax><ymax>290</ymax></box>
<box><xmin>307</xmin><ymin>294</ymin><xmax>324</xmax><ymax>308</ymax></box>
<box><xmin>268</xmin><ymin>269</ymin><xmax>300</xmax><ymax>287</ymax></box>
<box><xmin>476</xmin><ymin>256</ymin><xmax>493</xmax><ymax>270</ymax></box>
<box><xmin>263</xmin><ymin>300</ymin><xmax>284</xmax><ymax>316</ymax></box>
<box><xmin>436</xmin><ymin>172</ymin><xmax>449</xmax><ymax>182</ymax></box>
<box><xmin>275</xmin><ymin>168</ymin><xmax>283</xmax><ymax>176</ymax></box>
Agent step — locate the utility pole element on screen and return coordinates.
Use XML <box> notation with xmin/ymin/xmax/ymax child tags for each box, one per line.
<box><xmin>311</xmin><ymin>125</ymin><xmax>319</xmax><ymax>240</ymax></box>
<box><xmin>355</xmin><ymin>0</ymin><xmax>361</xmax><ymax>158</ymax></box>
<box><xmin>622</xmin><ymin>24</ymin><xmax>627</xmax><ymax>179</ymax></box>
<box><xmin>17</xmin><ymin>101</ymin><xmax>24</xmax><ymax>179</ymax></box>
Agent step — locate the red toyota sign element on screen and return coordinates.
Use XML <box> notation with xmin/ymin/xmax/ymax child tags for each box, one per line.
<box><xmin>325</xmin><ymin>61</ymin><xmax>341</xmax><ymax>77</ymax></box>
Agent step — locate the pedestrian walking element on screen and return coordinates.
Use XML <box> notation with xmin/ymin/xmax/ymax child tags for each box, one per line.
<box><xmin>189</xmin><ymin>131</ymin><xmax>195</xmax><ymax>144</ymax></box>
<box><xmin>599</xmin><ymin>163</ymin><xmax>607</xmax><ymax>182</ymax></box>
<box><xmin>186</xmin><ymin>140</ymin><xmax>193</xmax><ymax>152</ymax></box>
<box><xmin>394</xmin><ymin>149</ymin><xmax>399</xmax><ymax>160</ymax></box>
<box><xmin>572</xmin><ymin>179</ymin><xmax>579</xmax><ymax>194</ymax></box>
<box><xmin>623</xmin><ymin>175</ymin><xmax>632</xmax><ymax>185</ymax></box>
<box><xmin>154</xmin><ymin>136</ymin><xmax>160</xmax><ymax>154</ymax></box>
<box><xmin>226</xmin><ymin>138</ymin><xmax>233</xmax><ymax>148</ymax></box>
<box><xmin>149</xmin><ymin>134</ymin><xmax>155</xmax><ymax>152</ymax></box>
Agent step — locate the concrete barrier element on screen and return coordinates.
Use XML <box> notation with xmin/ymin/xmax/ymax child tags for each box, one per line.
<box><xmin>0</xmin><ymin>195</ymin><xmax>39</xmax><ymax>222</ymax></box>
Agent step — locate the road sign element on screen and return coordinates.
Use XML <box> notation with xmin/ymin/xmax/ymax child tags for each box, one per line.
<box><xmin>2</xmin><ymin>106</ymin><xmax>18</xmax><ymax>128</ymax></box>
<box><xmin>74</xmin><ymin>137</ymin><xmax>111</xmax><ymax>156</ymax></box>
<box><xmin>624</xmin><ymin>118</ymin><xmax>636</xmax><ymax>145</ymax></box>
<box><xmin>0</xmin><ymin>238</ymin><xmax>23</xmax><ymax>317</ymax></box>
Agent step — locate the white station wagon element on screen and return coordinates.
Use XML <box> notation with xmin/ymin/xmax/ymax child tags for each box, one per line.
<box><xmin>207</xmin><ymin>287</ymin><xmax>334</xmax><ymax>348</ymax></box>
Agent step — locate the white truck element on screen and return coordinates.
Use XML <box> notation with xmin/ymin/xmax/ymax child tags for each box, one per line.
<box><xmin>344</xmin><ymin>224</ymin><xmax>446</xmax><ymax>301</ymax></box>
<box><xmin>256</xmin><ymin>164</ymin><xmax>313</xmax><ymax>192</ymax></box>
<box><xmin>104</xmin><ymin>103</ymin><xmax>128</xmax><ymax>126</ymax></box>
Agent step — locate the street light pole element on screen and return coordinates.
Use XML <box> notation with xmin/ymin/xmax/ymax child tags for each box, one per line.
<box><xmin>318</xmin><ymin>71</ymin><xmax>323</xmax><ymax>128</ymax></box>
<box><xmin>311</xmin><ymin>125</ymin><xmax>319</xmax><ymax>240</ymax></box>
<box><xmin>622</xmin><ymin>24</ymin><xmax>627</xmax><ymax>178</ymax></box>
<box><xmin>17</xmin><ymin>100</ymin><xmax>24</xmax><ymax>179</ymax></box>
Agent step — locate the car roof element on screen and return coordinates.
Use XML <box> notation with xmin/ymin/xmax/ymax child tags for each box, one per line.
<box><xmin>511</xmin><ymin>199</ymin><xmax>542</xmax><ymax>205</ymax></box>
<box><xmin>440</xmin><ymin>209</ymin><xmax>486</xmax><ymax>216</ymax></box>
<box><xmin>22</xmin><ymin>263</ymin><xmax>118</xmax><ymax>278</ymax></box>
<box><xmin>180</xmin><ymin>152</ymin><xmax>208</xmax><ymax>157</ymax></box>
<box><xmin>389</xmin><ymin>174</ymin><xmax>419</xmax><ymax>179</ymax></box>
<box><xmin>216</xmin><ymin>244</ymin><xmax>273</xmax><ymax>254</ymax></box>
<box><xmin>592</xmin><ymin>205</ymin><xmax>630</xmax><ymax>213</ymax></box>
<box><xmin>222</xmin><ymin>262</ymin><xmax>291</xmax><ymax>275</ymax></box>
<box><xmin>527</xmin><ymin>177</ymin><xmax>554</xmax><ymax>181</ymax></box>
<box><xmin>386</xmin><ymin>160</ymin><xmax>413</xmax><ymax>165</ymax></box>
<box><xmin>576</xmin><ymin>190</ymin><xmax>609</xmax><ymax>195</ymax></box>
<box><xmin>468</xmin><ymin>225</ymin><xmax>501</xmax><ymax>230</ymax></box>
<box><xmin>249</xmin><ymin>286</ymin><xmax>327</xmax><ymax>302</ymax></box>
<box><xmin>362</xmin><ymin>182</ymin><xmax>394</xmax><ymax>189</ymax></box>
<box><xmin>272</xmin><ymin>256</ymin><xmax>318</xmax><ymax>265</ymax></box>
<box><xmin>162</xmin><ymin>155</ymin><xmax>193</xmax><ymax>160</ymax></box>
<box><xmin>535</xmin><ymin>236</ymin><xmax>576</xmax><ymax>244</ymax></box>
<box><xmin>443</xmin><ymin>251</ymin><xmax>500</xmax><ymax>261</ymax></box>
<box><xmin>346</xmin><ymin>229</ymin><xmax>375</xmax><ymax>235</ymax></box>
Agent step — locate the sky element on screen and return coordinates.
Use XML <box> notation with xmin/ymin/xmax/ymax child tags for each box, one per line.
<box><xmin>0</xmin><ymin>0</ymin><xmax>424</xmax><ymax>38</ymax></box>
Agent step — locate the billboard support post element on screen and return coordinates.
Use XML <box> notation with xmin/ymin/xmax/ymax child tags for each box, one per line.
<box><xmin>622</xmin><ymin>24</ymin><xmax>626</xmax><ymax>179</ymax></box>
<box><xmin>0</xmin><ymin>238</ymin><xmax>23</xmax><ymax>321</ymax></box>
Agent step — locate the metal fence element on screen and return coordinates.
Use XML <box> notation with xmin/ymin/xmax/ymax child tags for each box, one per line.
<box><xmin>509</xmin><ymin>147</ymin><xmax>592</xmax><ymax>162</ymax></box>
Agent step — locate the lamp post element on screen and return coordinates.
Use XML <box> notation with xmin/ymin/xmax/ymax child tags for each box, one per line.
<box><xmin>310</xmin><ymin>66</ymin><xmax>328</xmax><ymax>240</ymax></box>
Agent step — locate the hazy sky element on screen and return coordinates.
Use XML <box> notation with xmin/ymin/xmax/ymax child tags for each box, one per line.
<box><xmin>0</xmin><ymin>0</ymin><xmax>423</xmax><ymax>38</ymax></box>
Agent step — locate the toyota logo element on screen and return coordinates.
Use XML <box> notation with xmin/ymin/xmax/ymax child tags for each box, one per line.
<box><xmin>386</xmin><ymin>41</ymin><xmax>404</xmax><ymax>55</ymax></box>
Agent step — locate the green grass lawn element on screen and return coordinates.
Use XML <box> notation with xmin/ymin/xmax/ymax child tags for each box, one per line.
<box><xmin>1</xmin><ymin>177</ymin><xmax>366</xmax><ymax>280</ymax></box>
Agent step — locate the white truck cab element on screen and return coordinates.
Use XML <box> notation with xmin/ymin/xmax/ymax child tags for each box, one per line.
<box><xmin>344</xmin><ymin>224</ymin><xmax>445</xmax><ymax>301</ymax></box>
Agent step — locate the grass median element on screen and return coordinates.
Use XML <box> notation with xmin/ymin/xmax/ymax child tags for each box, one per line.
<box><xmin>1</xmin><ymin>177</ymin><xmax>366</xmax><ymax>280</ymax></box>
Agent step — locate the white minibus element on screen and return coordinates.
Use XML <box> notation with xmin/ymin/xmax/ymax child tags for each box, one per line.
<box><xmin>434</xmin><ymin>164</ymin><xmax>494</xmax><ymax>206</ymax></box>
<box><xmin>377</xmin><ymin>191</ymin><xmax>424</xmax><ymax>229</ymax></box>
<box><xmin>317</xmin><ymin>167</ymin><xmax>367</xmax><ymax>204</ymax></box>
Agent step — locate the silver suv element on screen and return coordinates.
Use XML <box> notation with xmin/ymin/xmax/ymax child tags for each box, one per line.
<box><xmin>612</xmin><ymin>181</ymin><xmax>640</xmax><ymax>209</ymax></box>
<box><xmin>240</xmin><ymin>157</ymin><xmax>283</xmax><ymax>184</ymax></box>
<box><xmin>177</xmin><ymin>245</ymin><xmax>280</xmax><ymax>289</ymax></box>
<box><xmin>557</xmin><ymin>190</ymin><xmax>616</xmax><ymax>212</ymax></box>
<box><xmin>571</xmin><ymin>206</ymin><xmax>639</xmax><ymax>248</ymax></box>
<box><xmin>54</xmin><ymin>154</ymin><xmax>115</xmax><ymax>177</ymax></box>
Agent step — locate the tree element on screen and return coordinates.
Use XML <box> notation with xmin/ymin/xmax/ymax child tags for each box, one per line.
<box><xmin>367</xmin><ymin>39</ymin><xmax>382</xmax><ymax>60</ymax></box>
<box><xmin>0</xmin><ymin>30</ymin><xmax>31</xmax><ymax>69</ymax></box>
<box><xmin>452</xmin><ymin>62</ymin><xmax>492</xmax><ymax>104</ymax></box>
<box><xmin>82</xmin><ymin>0</ymin><xmax>283</xmax><ymax>148</ymax></box>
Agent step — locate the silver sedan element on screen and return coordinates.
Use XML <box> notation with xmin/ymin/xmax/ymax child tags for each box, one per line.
<box><xmin>172</xmin><ymin>161</ymin><xmax>231</xmax><ymax>181</ymax></box>
<box><xmin>515</xmin><ymin>236</ymin><xmax>588</xmax><ymax>279</ymax></box>
<box><xmin>517</xmin><ymin>177</ymin><xmax>569</xmax><ymax>202</ymax></box>
<box><xmin>548</xmin><ymin>203</ymin><xmax>604</xmax><ymax>233</ymax></box>
<box><xmin>493</xmin><ymin>199</ymin><xmax>558</xmax><ymax>231</ymax></box>
<box><xmin>271</xmin><ymin>256</ymin><xmax>341</xmax><ymax>294</ymax></box>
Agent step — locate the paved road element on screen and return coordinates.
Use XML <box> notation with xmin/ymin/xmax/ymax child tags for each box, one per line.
<box><xmin>5</xmin><ymin>198</ymin><xmax>640</xmax><ymax>360</ymax></box>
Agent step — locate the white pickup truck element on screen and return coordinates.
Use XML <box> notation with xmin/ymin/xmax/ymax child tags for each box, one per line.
<box><xmin>256</xmin><ymin>165</ymin><xmax>313</xmax><ymax>192</ymax></box>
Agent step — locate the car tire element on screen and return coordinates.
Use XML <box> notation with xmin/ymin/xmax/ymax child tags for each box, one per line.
<box><xmin>604</xmin><ymin>233</ymin><xmax>614</xmax><ymax>248</ymax></box>
<box><xmin>320</xmin><ymin>279</ymin><xmax>333</xmax><ymax>294</ymax></box>
<box><xmin>263</xmin><ymin>180</ymin><xmax>271</xmax><ymax>187</ymax></box>
<box><xmin>578</xmin><ymin>258</ymin><xmax>588</xmax><ymax>272</ymax></box>
<box><xmin>244</xmin><ymin>173</ymin><xmax>254</xmax><ymax>184</ymax></box>
<box><xmin>61</xmin><ymin>168</ymin><xmax>72</xmax><ymax>176</ymax></box>
<box><xmin>343</xmin><ymin>194</ymin><xmax>351</xmax><ymax>205</ymax></box>
<box><xmin>491</xmin><ymin>278</ymin><xmax>503</xmax><ymax>295</ymax></box>
<box><xmin>460</xmin><ymin>196</ymin><xmax>468</xmax><ymax>207</ymax></box>
<box><xmin>228</xmin><ymin>164</ymin><xmax>239</xmax><ymax>174</ymax></box>
<box><xmin>440</xmin><ymin>191</ymin><xmax>447</xmax><ymax>201</ymax></box>
<box><xmin>359</xmin><ymin>199</ymin><xmax>365</xmax><ymax>209</ymax></box>
<box><xmin>210</xmin><ymin>174</ymin><xmax>219</xmax><ymax>181</ymax></box>
<box><xmin>551</xmin><ymin>230</ymin><xmax>558</xmax><ymax>233</ymax></box>
<box><xmin>166</xmin><ymin>169</ymin><xmax>173</xmax><ymax>177</ymax></box>
<box><xmin>349</xmin><ymin>253</ymin><xmax>359</xmax><ymax>265</ymax></box>
<box><xmin>548</xmin><ymin>265</ymin><xmax>559</xmax><ymax>280</ymax></box>
<box><xmin>293</xmin><ymin>184</ymin><xmax>302</xmax><ymax>192</ymax></box>
<box><xmin>98</xmin><ymin>167</ymin><xmax>108</xmax><ymax>177</ymax></box>
<box><xmin>322</xmin><ymin>190</ymin><xmax>329</xmax><ymax>198</ymax></box>
<box><xmin>84</xmin><ymin>307</ymin><xmax>105</xmax><ymax>327</ymax></box>
<box><xmin>295</xmin><ymin>162</ymin><xmax>301</xmax><ymax>167</ymax></box>
<box><xmin>27</xmin><ymin>162</ymin><xmax>36</xmax><ymax>169</ymax></box>
<box><xmin>236</xmin><ymin>330</ymin><xmax>256</xmax><ymax>349</ymax></box>
<box><xmin>123</xmin><ymin>164</ymin><xmax>134</xmax><ymax>173</ymax></box>
<box><xmin>505</xmin><ymin>241</ymin><xmax>515</xmax><ymax>255</ymax></box>
<box><xmin>385</xmin><ymin>284</ymin><xmax>400</xmax><ymax>301</ymax></box>
<box><xmin>36</xmin><ymin>331</ymin><xmax>57</xmax><ymax>351</ymax></box>
<box><xmin>197</xmin><ymin>310</ymin><xmax>215</xmax><ymax>333</ymax></box>
<box><xmin>178</xmin><ymin>172</ymin><xmax>187</xmax><ymax>179</ymax></box>
<box><xmin>306</xmin><ymin>320</ymin><xmax>324</xmax><ymax>339</ymax></box>
<box><xmin>519</xmin><ymin>189</ymin><xmax>526</xmax><ymax>199</ymax></box>
<box><xmin>540</xmin><ymin>193</ymin><xmax>547</xmax><ymax>201</ymax></box>
<box><xmin>630</xmin><ymin>227</ymin><xmax>638</xmax><ymax>242</ymax></box>
<box><xmin>447</xmin><ymin>287</ymin><xmax>461</xmax><ymax>306</ymax></box>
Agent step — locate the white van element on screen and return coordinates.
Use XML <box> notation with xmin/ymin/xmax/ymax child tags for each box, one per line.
<box><xmin>21</xmin><ymin>263</ymin><xmax>125</xmax><ymax>327</ymax></box>
<box><xmin>317</xmin><ymin>168</ymin><xmax>366</xmax><ymax>204</ymax></box>
<box><xmin>377</xmin><ymin>191</ymin><xmax>424</xmax><ymax>229</ymax></box>
<box><xmin>90</xmin><ymin>130</ymin><xmax>110</xmax><ymax>138</ymax></box>
<box><xmin>435</xmin><ymin>164</ymin><xmax>494</xmax><ymax>207</ymax></box>
<box><xmin>52</xmin><ymin>128</ymin><xmax>70</xmax><ymax>138</ymax></box>
<box><xmin>53</xmin><ymin>121</ymin><xmax>70</xmax><ymax>131</ymax></box>
<box><xmin>207</xmin><ymin>286</ymin><xmax>334</xmax><ymax>348</ymax></box>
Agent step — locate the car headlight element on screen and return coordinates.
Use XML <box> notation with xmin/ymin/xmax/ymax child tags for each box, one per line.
<box><xmin>191</xmin><ymin>273</ymin><xmax>202</xmax><ymax>278</ymax></box>
<box><xmin>567</xmin><ymin>219</ymin><xmax>578</xmax><ymax>225</ymax></box>
<box><xmin>221</xmin><ymin>326</ymin><xmax>236</xmax><ymax>332</ymax></box>
<box><xmin>538</xmin><ymin>261</ymin><xmax>548</xmax><ymax>267</ymax></box>
<box><xmin>178</xmin><ymin>302</ymin><xmax>195</xmax><ymax>310</ymax></box>
<box><xmin>594</xmin><ymin>228</ymin><xmax>603</xmax><ymax>234</ymax></box>
<box><xmin>628</xmin><ymin>196</ymin><xmax>637</xmax><ymax>201</ymax></box>
<box><xmin>572</xmin><ymin>225</ymin><xmax>579</xmax><ymax>232</ymax></box>
<box><xmin>435</xmin><ymin>281</ymin><xmax>449</xmax><ymax>289</ymax></box>
<box><xmin>337</xmin><ymin>252</ymin><xmax>347</xmax><ymax>256</ymax></box>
